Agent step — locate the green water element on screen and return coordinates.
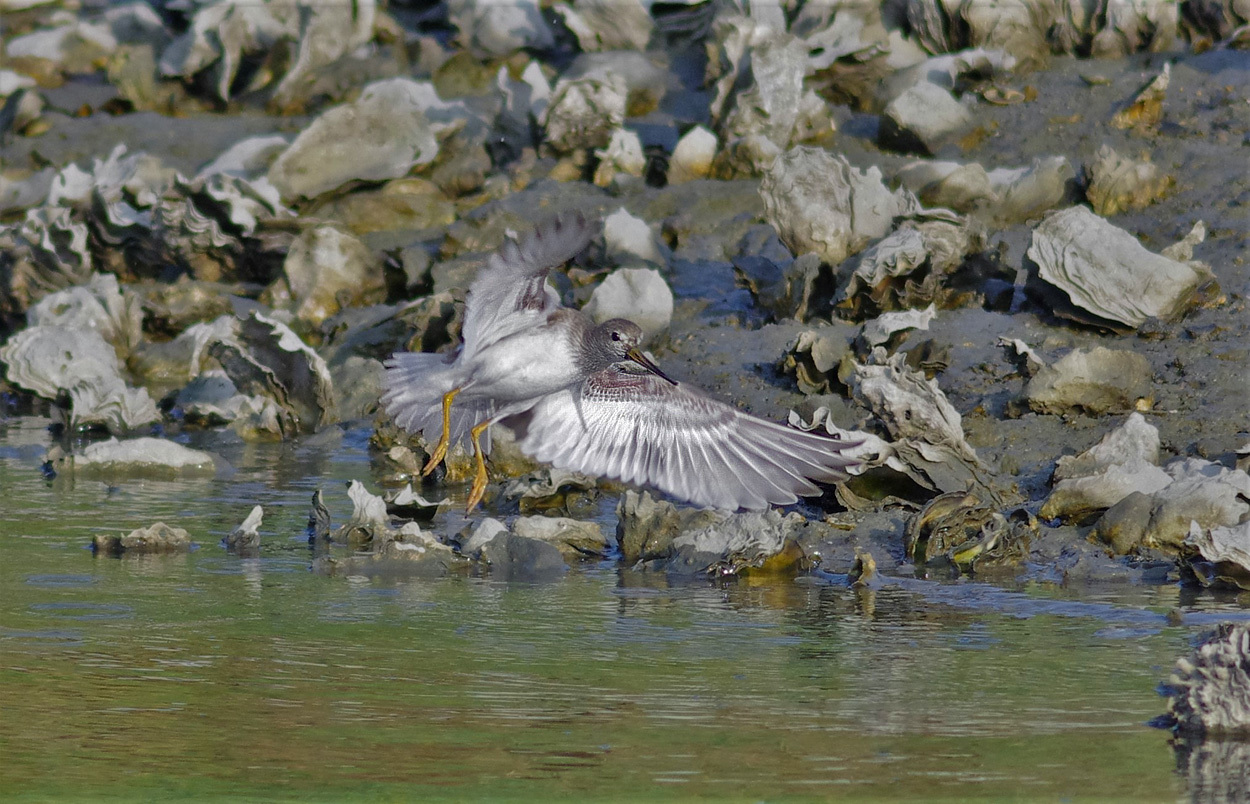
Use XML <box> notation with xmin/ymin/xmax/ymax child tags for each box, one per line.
<box><xmin>0</xmin><ymin>417</ymin><xmax>1240</xmax><ymax>801</ymax></box>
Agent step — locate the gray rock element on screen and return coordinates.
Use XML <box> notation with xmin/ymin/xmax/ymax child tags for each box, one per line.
<box><xmin>1024</xmin><ymin>346</ymin><xmax>1152</xmax><ymax>415</ymax></box>
<box><xmin>1186</xmin><ymin>518</ymin><xmax>1250</xmax><ymax>590</ymax></box>
<box><xmin>448</xmin><ymin>0</ymin><xmax>553</xmax><ymax>58</ymax></box>
<box><xmin>879</xmin><ymin>81</ymin><xmax>975</xmax><ymax>155</ymax></box>
<box><xmin>555</xmin><ymin>0</ymin><xmax>653</xmax><ymax>51</ymax></box>
<box><xmin>584</xmin><ymin>267</ymin><xmax>673</xmax><ymax>340</ymax></box>
<box><xmin>94</xmin><ymin>522</ymin><xmax>191</xmax><ymax>555</ymax></box>
<box><xmin>268</xmin><ymin>79</ymin><xmax>441</xmax><ymax>201</ymax></box>
<box><xmin>1028</xmin><ymin>206</ymin><xmax>1214</xmax><ymax>330</ymax></box>
<box><xmin>512</xmin><ymin>516</ymin><xmax>610</xmax><ymax>559</ymax></box>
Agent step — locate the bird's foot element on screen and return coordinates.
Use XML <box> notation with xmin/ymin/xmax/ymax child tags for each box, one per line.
<box><xmin>421</xmin><ymin>436</ymin><xmax>448</xmax><ymax>476</ymax></box>
<box><xmin>422</xmin><ymin>387</ymin><xmax>460</xmax><ymax>476</ymax></box>
<box><xmin>465</xmin><ymin>454</ymin><xmax>489</xmax><ymax>513</ymax></box>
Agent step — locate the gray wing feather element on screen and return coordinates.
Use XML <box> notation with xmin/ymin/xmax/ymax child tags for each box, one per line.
<box><xmin>509</xmin><ymin>370</ymin><xmax>861</xmax><ymax>510</ymax></box>
<box><xmin>460</xmin><ymin>213</ymin><xmax>597</xmax><ymax>361</ymax></box>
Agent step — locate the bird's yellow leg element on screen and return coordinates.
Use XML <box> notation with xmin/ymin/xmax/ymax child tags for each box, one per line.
<box><xmin>465</xmin><ymin>419</ymin><xmax>492</xmax><ymax>513</ymax></box>
<box><xmin>422</xmin><ymin>387</ymin><xmax>460</xmax><ymax>476</ymax></box>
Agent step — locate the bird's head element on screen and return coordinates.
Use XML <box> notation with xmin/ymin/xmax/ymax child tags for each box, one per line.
<box><xmin>589</xmin><ymin>319</ymin><xmax>676</xmax><ymax>385</ymax></box>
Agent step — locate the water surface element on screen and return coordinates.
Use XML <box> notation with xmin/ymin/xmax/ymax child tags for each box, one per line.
<box><xmin>1</xmin><ymin>417</ymin><xmax>1240</xmax><ymax>801</ymax></box>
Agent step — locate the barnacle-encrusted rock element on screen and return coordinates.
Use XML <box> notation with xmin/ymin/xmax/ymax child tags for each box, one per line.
<box><xmin>1085</xmin><ymin>145</ymin><xmax>1172</xmax><ymax>216</ymax></box>
<box><xmin>280</xmin><ymin>225</ymin><xmax>384</xmax><ymax>325</ymax></box>
<box><xmin>1041</xmin><ymin>413</ymin><xmax>1172</xmax><ymax>523</ymax></box>
<box><xmin>760</xmin><ymin>147</ymin><xmax>920</xmax><ymax>267</ymax></box>
<box><xmin>1161</xmin><ymin>623</ymin><xmax>1250</xmax><ymax>736</ymax></box>
<box><xmin>268</xmin><ymin>79</ymin><xmax>441</xmax><ymax>201</ymax></box>
<box><xmin>1023</xmin><ymin>346</ymin><xmax>1152</xmax><ymax>415</ymax></box>
<box><xmin>93</xmin><ymin>522</ymin><xmax>192</xmax><ymax>555</ymax></box>
<box><xmin>544</xmin><ymin>73</ymin><xmax>628</xmax><ymax>153</ymax></box>
<box><xmin>835</xmin><ymin>212</ymin><xmax>986</xmax><ymax>320</ymax></box>
<box><xmin>0</xmin><ymin>325</ymin><xmax>160</xmax><ymax>432</ymax></box>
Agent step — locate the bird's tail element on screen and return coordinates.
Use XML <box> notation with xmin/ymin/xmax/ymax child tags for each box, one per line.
<box><xmin>380</xmin><ymin>352</ymin><xmax>491</xmax><ymax>451</ymax></box>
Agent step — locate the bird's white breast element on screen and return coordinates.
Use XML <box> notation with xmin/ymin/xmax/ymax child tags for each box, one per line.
<box><xmin>467</xmin><ymin>324</ymin><xmax>579</xmax><ymax>401</ymax></box>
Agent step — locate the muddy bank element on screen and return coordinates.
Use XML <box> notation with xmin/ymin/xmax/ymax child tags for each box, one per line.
<box><xmin>0</xmin><ymin>0</ymin><xmax>1248</xmax><ymax>598</ymax></box>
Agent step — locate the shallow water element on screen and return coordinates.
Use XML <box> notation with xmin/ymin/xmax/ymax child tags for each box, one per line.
<box><xmin>2</xmin><ymin>417</ymin><xmax>1246</xmax><ymax>802</ymax></box>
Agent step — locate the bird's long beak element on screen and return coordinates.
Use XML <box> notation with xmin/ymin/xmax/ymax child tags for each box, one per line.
<box><xmin>626</xmin><ymin>347</ymin><xmax>678</xmax><ymax>385</ymax></box>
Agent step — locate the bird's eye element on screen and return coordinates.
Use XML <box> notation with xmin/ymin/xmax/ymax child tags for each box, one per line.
<box><xmin>610</xmin><ymin>331</ymin><xmax>620</xmax><ymax>341</ymax></box>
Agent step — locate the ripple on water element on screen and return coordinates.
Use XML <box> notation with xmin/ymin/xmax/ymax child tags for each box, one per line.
<box><xmin>28</xmin><ymin>602</ymin><xmax>133</xmax><ymax>621</ymax></box>
<box><xmin>24</xmin><ymin>573</ymin><xmax>96</xmax><ymax>588</ymax></box>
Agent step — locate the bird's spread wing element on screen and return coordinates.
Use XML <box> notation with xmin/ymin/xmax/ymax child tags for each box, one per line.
<box><xmin>507</xmin><ymin>369</ymin><xmax>861</xmax><ymax>510</ymax></box>
<box><xmin>460</xmin><ymin>213</ymin><xmax>597</xmax><ymax>361</ymax></box>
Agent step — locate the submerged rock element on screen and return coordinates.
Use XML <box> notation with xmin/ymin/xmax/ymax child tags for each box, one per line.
<box><xmin>52</xmin><ymin>436</ymin><xmax>218</xmax><ymax>478</ymax></box>
<box><xmin>224</xmin><ymin>505</ymin><xmax>263</xmax><ymax>553</ymax></box>
<box><xmin>93</xmin><ymin>522</ymin><xmax>192</xmax><ymax>555</ymax></box>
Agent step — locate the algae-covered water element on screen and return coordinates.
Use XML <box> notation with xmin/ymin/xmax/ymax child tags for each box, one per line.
<box><xmin>2</xmin><ymin>417</ymin><xmax>1241</xmax><ymax>802</ymax></box>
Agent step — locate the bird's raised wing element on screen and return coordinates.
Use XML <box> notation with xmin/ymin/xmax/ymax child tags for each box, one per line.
<box><xmin>460</xmin><ymin>213</ymin><xmax>597</xmax><ymax>361</ymax></box>
<box><xmin>507</xmin><ymin>369</ymin><xmax>860</xmax><ymax>510</ymax></box>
